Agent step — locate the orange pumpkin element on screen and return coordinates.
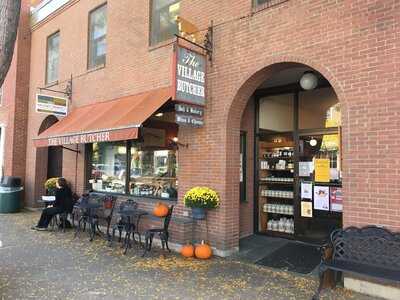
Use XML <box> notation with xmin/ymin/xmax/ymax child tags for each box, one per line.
<box><xmin>195</xmin><ymin>241</ymin><xmax>212</xmax><ymax>259</ymax></box>
<box><xmin>180</xmin><ymin>244</ymin><xmax>195</xmax><ymax>258</ymax></box>
<box><xmin>153</xmin><ymin>202</ymin><xmax>169</xmax><ymax>217</ymax></box>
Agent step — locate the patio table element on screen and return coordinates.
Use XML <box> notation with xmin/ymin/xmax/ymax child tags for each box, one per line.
<box><xmin>73</xmin><ymin>202</ymin><xmax>102</xmax><ymax>241</ymax></box>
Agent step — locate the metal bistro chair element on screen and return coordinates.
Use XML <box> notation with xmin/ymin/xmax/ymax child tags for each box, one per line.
<box><xmin>91</xmin><ymin>193</ymin><xmax>117</xmax><ymax>240</ymax></box>
<box><xmin>142</xmin><ymin>205</ymin><xmax>174</xmax><ymax>257</ymax></box>
<box><xmin>74</xmin><ymin>193</ymin><xmax>117</xmax><ymax>241</ymax></box>
<box><xmin>110</xmin><ymin>199</ymin><xmax>138</xmax><ymax>252</ymax></box>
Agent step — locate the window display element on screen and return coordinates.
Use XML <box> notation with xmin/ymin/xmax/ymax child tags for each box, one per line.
<box><xmin>89</xmin><ymin>142</ymin><xmax>127</xmax><ymax>194</ymax></box>
<box><xmin>257</xmin><ymin>86</ymin><xmax>342</xmax><ymax>242</ymax></box>
<box><xmin>130</xmin><ymin>147</ymin><xmax>177</xmax><ymax>199</ymax></box>
<box><xmin>88</xmin><ymin>138</ymin><xmax>178</xmax><ymax>200</ymax></box>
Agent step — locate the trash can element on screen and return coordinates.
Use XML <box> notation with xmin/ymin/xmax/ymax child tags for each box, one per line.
<box><xmin>0</xmin><ymin>176</ymin><xmax>23</xmax><ymax>213</ymax></box>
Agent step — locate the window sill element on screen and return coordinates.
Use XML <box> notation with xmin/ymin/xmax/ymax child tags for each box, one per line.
<box><xmin>45</xmin><ymin>81</ymin><xmax>59</xmax><ymax>88</ymax></box>
<box><xmin>148</xmin><ymin>38</ymin><xmax>176</xmax><ymax>52</ymax></box>
<box><xmin>86</xmin><ymin>64</ymin><xmax>105</xmax><ymax>74</ymax></box>
<box><xmin>91</xmin><ymin>190</ymin><xmax>177</xmax><ymax>203</ymax></box>
<box><xmin>252</xmin><ymin>0</ymin><xmax>289</xmax><ymax>14</ymax></box>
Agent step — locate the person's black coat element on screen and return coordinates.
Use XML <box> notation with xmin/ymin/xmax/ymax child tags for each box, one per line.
<box><xmin>54</xmin><ymin>187</ymin><xmax>73</xmax><ymax>213</ymax></box>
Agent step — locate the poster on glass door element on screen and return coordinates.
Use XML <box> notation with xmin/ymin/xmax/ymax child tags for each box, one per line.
<box><xmin>313</xmin><ymin>186</ymin><xmax>330</xmax><ymax>211</ymax></box>
<box><xmin>330</xmin><ymin>187</ymin><xmax>343</xmax><ymax>212</ymax></box>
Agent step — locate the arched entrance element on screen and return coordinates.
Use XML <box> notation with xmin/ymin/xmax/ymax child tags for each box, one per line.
<box><xmin>228</xmin><ymin>61</ymin><xmax>343</xmax><ymax>265</ymax></box>
<box><xmin>36</xmin><ymin>115</ymin><xmax>63</xmax><ymax>192</ymax></box>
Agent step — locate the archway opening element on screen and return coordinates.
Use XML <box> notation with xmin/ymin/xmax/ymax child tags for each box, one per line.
<box><xmin>238</xmin><ymin>63</ymin><xmax>342</xmax><ymax>257</ymax></box>
<box><xmin>34</xmin><ymin>115</ymin><xmax>63</xmax><ymax>201</ymax></box>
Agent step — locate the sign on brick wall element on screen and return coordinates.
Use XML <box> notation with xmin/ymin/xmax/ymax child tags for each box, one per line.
<box><xmin>173</xmin><ymin>45</ymin><xmax>206</xmax><ymax>127</ymax></box>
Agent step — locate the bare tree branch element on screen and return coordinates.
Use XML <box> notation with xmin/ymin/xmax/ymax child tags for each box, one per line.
<box><xmin>0</xmin><ymin>0</ymin><xmax>22</xmax><ymax>87</ymax></box>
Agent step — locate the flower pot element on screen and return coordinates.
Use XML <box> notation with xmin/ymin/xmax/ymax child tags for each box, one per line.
<box><xmin>191</xmin><ymin>207</ymin><xmax>206</xmax><ymax>220</ymax></box>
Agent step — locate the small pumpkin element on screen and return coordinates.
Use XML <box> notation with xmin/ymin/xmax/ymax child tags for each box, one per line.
<box><xmin>153</xmin><ymin>202</ymin><xmax>169</xmax><ymax>217</ymax></box>
<box><xmin>180</xmin><ymin>243</ymin><xmax>195</xmax><ymax>258</ymax></box>
<box><xmin>195</xmin><ymin>240</ymin><xmax>212</xmax><ymax>259</ymax></box>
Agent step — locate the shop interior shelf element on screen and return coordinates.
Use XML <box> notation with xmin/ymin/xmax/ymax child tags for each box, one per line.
<box><xmin>262</xmin><ymin>195</ymin><xmax>294</xmax><ymax>200</ymax></box>
<box><xmin>259</xmin><ymin>181</ymin><xmax>293</xmax><ymax>185</ymax></box>
<box><xmin>264</xmin><ymin>230</ymin><xmax>295</xmax><ymax>238</ymax></box>
<box><xmin>262</xmin><ymin>156</ymin><xmax>294</xmax><ymax>160</ymax></box>
<box><xmin>260</xmin><ymin>168</ymin><xmax>294</xmax><ymax>172</ymax></box>
<box><xmin>265</xmin><ymin>211</ymin><xmax>294</xmax><ymax>216</ymax></box>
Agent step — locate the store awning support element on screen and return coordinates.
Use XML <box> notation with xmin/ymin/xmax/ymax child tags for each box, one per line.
<box><xmin>61</xmin><ymin>146</ymin><xmax>80</xmax><ymax>153</ymax></box>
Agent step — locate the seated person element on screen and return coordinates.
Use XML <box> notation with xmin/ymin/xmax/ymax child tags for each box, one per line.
<box><xmin>32</xmin><ymin>177</ymin><xmax>73</xmax><ymax>231</ymax></box>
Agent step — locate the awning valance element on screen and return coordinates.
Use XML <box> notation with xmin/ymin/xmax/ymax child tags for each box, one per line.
<box><xmin>34</xmin><ymin>87</ymin><xmax>172</xmax><ymax>147</ymax></box>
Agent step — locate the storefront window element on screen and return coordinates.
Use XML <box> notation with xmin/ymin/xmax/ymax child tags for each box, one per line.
<box><xmin>150</xmin><ymin>0</ymin><xmax>180</xmax><ymax>45</ymax></box>
<box><xmin>299</xmin><ymin>88</ymin><xmax>341</xmax><ymax>130</ymax></box>
<box><xmin>89</xmin><ymin>142</ymin><xmax>127</xmax><ymax>194</ymax></box>
<box><xmin>88</xmin><ymin>139</ymin><xmax>178</xmax><ymax>200</ymax></box>
<box><xmin>259</xmin><ymin>93</ymin><xmax>293</xmax><ymax>132</ymax></box>
<box><xmin>130</xmin><ymin>146</ymin><xmax>177</xmax><ymax>199</ymax></box>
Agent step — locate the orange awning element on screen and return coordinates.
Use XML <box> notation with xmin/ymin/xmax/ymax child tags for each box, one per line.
<box><xmin>34</xmin><ymin>87</ymin><xmax>172</xmax><ymax>147</ymax></box>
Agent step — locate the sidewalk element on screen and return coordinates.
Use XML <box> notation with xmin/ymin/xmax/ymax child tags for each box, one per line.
<box><xmin>0</xmin><ymin>211</ymin><xmax>376</xmax><ymax>300</ymax></box>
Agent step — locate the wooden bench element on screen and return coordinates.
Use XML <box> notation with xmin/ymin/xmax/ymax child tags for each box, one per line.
<box><xmin>313</xmin><ymin>226</ymin><xmax>400</xmax><ymax>299</ymax></box>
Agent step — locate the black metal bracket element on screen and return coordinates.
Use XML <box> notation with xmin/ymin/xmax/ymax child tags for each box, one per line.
<box><xmin>204</xmin><ymin>21</ymin><xmax>213</xmax><ymax>63</ymax></box>
<box><xmin>62</xmin><ymin>146</ymin><xmax>80</xmax><ymax>153</ymax></box>
<box><xmin>38</xmin><ymin>74</ymin><xmax>73</xmax><ymax>100</ymax></box>
<box><xmin>174</xmin><ymin>20</ymin><xmax>214</xmax><ymax>63</ymax></box>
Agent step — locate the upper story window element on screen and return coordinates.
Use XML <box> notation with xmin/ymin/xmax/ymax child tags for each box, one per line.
<box><xmin>46</xmin><ymin>31</ymin><xmax>60</xmax><ymax>85</ymax></box>
<box><xmin>254</xmin><ymin>0</ymin><xmax>269</xmax><ymax>5</ymax></box>
<box><xmin>150</xmin><ymin>0</ymin><xmax>180</xmax><ymax>45</ymax></box>
<box><xmin>253</xmin><ymin>0</ymin><xmax>288</xmax><ymax>9</ymax></box>
<box><xmin>88</xmin><ymin>4</ymin><xmax>107</xmax><ymax>69</ymax></box>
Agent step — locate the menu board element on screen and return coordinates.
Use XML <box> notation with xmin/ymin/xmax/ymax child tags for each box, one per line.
<box><xmin>314</xmin><ymin>159</ymin><xmax>330</xmax><ymax>182</ymax></box>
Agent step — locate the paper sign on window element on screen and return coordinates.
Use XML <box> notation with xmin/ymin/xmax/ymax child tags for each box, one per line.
<box><xmin>313</xmin><ymin>185</ymin><xmax>330</xmax><ymax>211</ymax></box>
<box><xmin>314</xmin><ymin>159</ymin><xmax>330</xmax><ymax>182</ymax></box>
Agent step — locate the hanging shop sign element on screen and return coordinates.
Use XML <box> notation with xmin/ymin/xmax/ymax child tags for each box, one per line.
<box><xmin>175</xmin><ymin>114</ymin><xmax>204</xmax><ymax>127</ymax></box>
<box><xmin>175</xmin><ymin>103</ymin><xmax>204</xmax><ymax>127</ymax></box>
<box><xmin>173</xmin><ymin>45</ymin><xmax>206</xmax><ymax>106</ymax></box>
<box><xmin>36</xmin><ymin>94</ymin><xmax>68</xmax><ymax>116</ymax></box>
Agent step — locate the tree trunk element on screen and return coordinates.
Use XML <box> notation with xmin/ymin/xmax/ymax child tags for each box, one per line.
<box><xmin>0</xmin><ymin>0</ymin><xmax>21</xmax><ymax>88</ymax></box>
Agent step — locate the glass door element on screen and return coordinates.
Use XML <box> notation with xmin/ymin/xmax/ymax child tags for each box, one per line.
<box><xmin>295</xmin><ymin>132</ymin><xmax>342</xmax><ymax>241</ymax></box>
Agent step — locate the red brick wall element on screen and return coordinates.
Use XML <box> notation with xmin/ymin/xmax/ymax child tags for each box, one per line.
<box><xmin>0</xmin><ymin>0</ymin><xmax>31</xmax><ymax>190</ymax></box>
<box><xmin>22</xmin><ymin>0</ymin><xmax>400</xmax><ymax>254</ymax></box>
<box><xmin>239</xmin><ymin>98</ymin><xmax>255</xmax><ymax>238</ymax></box>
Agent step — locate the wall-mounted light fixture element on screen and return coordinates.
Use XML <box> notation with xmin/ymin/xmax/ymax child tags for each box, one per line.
<box><xmin>309</xmin><ymin>137</ymin><xmax>318</xmax><ymax>147</ymax></box>
<box><xmin>169</xmin><ymin>137</ymin><xmax>188</xmax><ymax>149</ymax></box>
<box><xmin>300</xmin><ymin>71</ymin><xmax>318</xmax><ymax>90</ymax></box>
<box><xmin>155</xmin><ymin>112</ymin><xmax>164</xmax><ymax>117</ymax></box>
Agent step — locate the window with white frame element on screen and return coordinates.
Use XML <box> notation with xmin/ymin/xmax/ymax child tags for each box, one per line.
<box><xmin>150</xmin><ymin>0</ymin><xmax>180</xmax><ymax>45</ymax></box>
<box><xmin>46</xmin><ymin>31</ymin><xmax>60</xmax><ymax>84</ymax></box>
<box><xmin>88</xmin><ymin>4</ymin><xmax>107</xmax><ymax>69</ymax></box>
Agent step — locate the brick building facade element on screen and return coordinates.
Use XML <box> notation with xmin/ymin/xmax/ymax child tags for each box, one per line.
<box><xmin>0</xmin><ymin>0</ymin><xmax>31</xmax><ymax>184</ymax></box>
<box><xmin>2</xmin><ymin>0</ymin><xmax>399</xmax><ymax>276</ymax></box>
